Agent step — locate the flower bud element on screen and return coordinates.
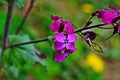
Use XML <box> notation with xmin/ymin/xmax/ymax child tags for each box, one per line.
<box><xmin>82</xmin><ymin>30</ymin><xmax>96</xmax><ymax>41</ymax></box>
<box><xmin>36</xmin><ymin>53</ymin><xmax>46</xmax><ymax>59</ymax></box>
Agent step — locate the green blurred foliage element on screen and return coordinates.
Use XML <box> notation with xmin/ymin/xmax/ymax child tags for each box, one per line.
<box><xmin>3</xmin><ymin>35</ymin><xmax>46</xmax><ymax>71</ymax></box>
<box><xmin>15</xmin><ymin>0</ymin><xmax>25</xmax><ymax>9</ymax></box>
<box><xmin>0</xmin><ymin>0</ymin><xmax>120</xmax><ymax>80</ymax></box>
<box><xmin>0</xmin><ymin>0</ymin><xmax>26</xmax><ymax>9</ymax></box>
<box><xmin>0</xmin><ymin>10</ymin><xmax>27</xmax><ymax>35</ymax></box>
<box><xmin>0</xmin><ymin>0</ymin><xmax>6</xmax><ymax>5</ymax></box>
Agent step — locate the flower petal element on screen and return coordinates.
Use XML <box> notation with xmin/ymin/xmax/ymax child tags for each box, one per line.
<box><xmin>51</xmin><ymin>15</ymin><xmax>60</xmax><ymax>21</ymax></box>
<box><xmin>54</xmin><ymin>41</ymin><xmax>65</xmax><ymax>50</ymax></box>
<box><xmin>54</xmin><ymin>50</ymin><xmax>71</xmax><ymax>62</ymax></box>
<box><xmin>50</xmin><ymin>19</ymin><xmax>62</xmax><ymax>32</ymax></box>
<box><xmin>64</xmin><ymin>22</ymin><xmax>74</xmax><ymax>34</ymax></box>
<box><xmin>97</xmin><ymin>9</ymin><xmax>105</xmax><ymax>18</ymax></box>
<box><xmin>54</xmin><ymin>52</ymin><xmax>69</xmax><ymax>62</ymax></box>
<box><xmin>82</xmin><ymin>30</ymin><xmax>96</xmax><ymax>41</ymax></box>
<box><xmin>66</xmin><ymin>42</ymin><xmax>76</xmax><ymax>52</ymax></box>
<box><xmin>102</xmin><ymin>11</ymin><xmax>118</xmax><ymax>24</ymax></box>
<box><xmin>54</xmin><ymin>33</ymin><xmax>66</xmax><ymax>42</ymax></box>
<box><xmin>65</xmin><ymin>20</ymin><xmax>71</xmax><ymax>23</ymax></box>
<box><xmin>67</xmin><ymin>34</ymin><xmax>77</xmax><ymax>42</ymax></box>
<box><xmin>109</xmin><ymin>4</ymin><xmax>118</xmax><ymax>10</ymax></box>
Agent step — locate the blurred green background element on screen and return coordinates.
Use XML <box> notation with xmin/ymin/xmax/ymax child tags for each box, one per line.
<box><xmin>0</xmin><ymin>0</ymin><xmax>120</xmax><ymax>80</ymax></box>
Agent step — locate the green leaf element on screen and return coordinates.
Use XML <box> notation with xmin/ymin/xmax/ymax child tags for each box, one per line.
<box><xmin>15</xmin><ymin>0</ymin><xmax>25</xmax><ymax>9</ymax></box>
<box><xmin>4</xmin><ymin>65</ymin><xmax>19</xmax><ymax>78</ymax></box>
<box><xmin>3</xmin><ymin>35</ymin><xmax>46</xmax><ymax>67</ymax></box>
<box><xmin>0</xmin><ymin>0</ymin><xmax>6</xmax><ymax>5</ymax></box>
<box><xmin>91</xmin><ymin>42</ymin><xmax>104</xmax><ymax>54</ymax></box>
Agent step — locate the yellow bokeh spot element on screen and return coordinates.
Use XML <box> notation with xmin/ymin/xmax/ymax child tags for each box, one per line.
<box><xmin>81</xmin><ymin>3</ymin><xmax>94</xmax><ymax>14</ymax></box>
<box><xmin>85</xmin><ymin>53</ymin><xmax>104</xmax><ymax>72</ymax></box>
<box><xmin>115</xmin><ymin>0</ymin><xmax>120</xmax><ymax>5</ymax></box>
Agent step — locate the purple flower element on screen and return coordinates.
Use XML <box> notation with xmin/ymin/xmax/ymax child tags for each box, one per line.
<box><xmin>51</xmin><ymin>15</ymin><xmax>61</xmax><ymax>21</ymax></box>
<box><xmin>50</xmin><ymin>15</ymin><xmax>63</xmax><ymax>32</ymax></box>
<box><xmin>64</xmin><ymin>20</ymin><xmax>74</xmax><ymax>34</ymax></box>
<box><xmin>82</xmin><ymin>30</ymin><xmax>96</xmax><ymax>41</ymax></box>
<box><xmin>36</xmin><ymin>53</ymin><xmax>46</xmax><ymax>59</ymax></box>
<box><xmin>54</xmin><ymin>49</ymin><xmax>72</xmax><ymax>62</ymax></box>
<box><xmin>53</xmin><ymin>33</ymin><xmax>77</xmax><ymax>62</ymax></box>
<box><xmin>94</xmin><ymin>5</ymin><xmax>120</xmax><ymax>24</ymax></box>
<box><xmin>50</xmin><ymin>15</ymin><xmax>75</xmax><ymax>33</ymax></box>
<box><xmin>54</xmin><ymin>33</ymin><xmax>77</xmax><ymax>52</ymax></box>
<box><xmin>101</xmin><ymin>11</ymin><xmax>118</xmax><ymax>24</ymax></box>
<box><xmin>96</xmin><ymin>9</ymin><xmax>106</xmax><ymax>18</ymax></box>
<box><xmin>96</xmin><ymin>10</ymin><xmax>118</xmax><ymax>24</ymax></box>
<box><xmin>109</xmin><ymin>4</ymin><xmax>120</xmax><ymax>14</ymax></box>
<box><xmin>50</xmin><ymin>15</ymin><xmax>77</xmax><ymax>62</ymax></box>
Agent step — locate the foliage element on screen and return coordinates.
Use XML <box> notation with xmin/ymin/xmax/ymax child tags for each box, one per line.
<box><xmin>0</xmin><ymin>0</ymin><xmax>120</xmax><ymax>80</ymax></box>
<box><xmin>15</xmin><ymin>0</ymin><xmax>26</xmax><ymax>9</ymax></box>
<box><xmin>3</xmin><ymin>35</ymin><xmax>46</xmax><ymax>67</ymax></box>
<box><xmin>0</xmin><ymin>0</ymin><xmax>6</xmax><ymax>5</ymax></box>
<box><xmin>0</xmin><ymin>0</ymin><xmax>25</xmax><ymax>9</ymax></box>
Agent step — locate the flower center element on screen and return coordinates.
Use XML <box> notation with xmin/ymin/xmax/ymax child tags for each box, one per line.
<box><xmin>64</xmin><ymin>39</ymin><xmax>68</xmax><ymax>44</ymax></box>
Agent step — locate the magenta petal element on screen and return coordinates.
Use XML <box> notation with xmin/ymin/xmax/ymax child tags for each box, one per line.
<box><xmin>50</xmin><ymin>22</ymin><xmax>57</xmax><ymax>32</ymax></box>
<box><xmin>65</xmin><ymin>20</ymin><xmax>71</xmax><ymax>23</ymax></box>
<box><xmin>36</xmin><ymin>53</ymin><xmax>46</xmax><ymax>59</ymax></box>
<box><xmin>67</xmin><ymin>34</ymin><xmax>77</xmax><ymax>42</ymax></box>
<box><xmin>54</xmin><ymin>41</ymin><xmax>65</xmax><ymax>50</ymax></box>
<box><xmin>109</xmin><ymin>4</ymin><xmax>118</xmax><ymax>10</ymax></box>
<box><xmin>51</xmin><ymin>15</ymin><xmax>60</xmax><ymax>21</ymax></box>
<box><xmin>50</xmin><ymin>19</ymin><xmax>62</xmax><ymax>32</ymax></box>
<box><xmin>97</xmin><ymin>9</ymin><xmax>105</xmax><ymax>18</ymax></box>
<box><xmin>64</xmin><ymin>23</ymin><xmax>74</xmax><ymax>34</ymax></box>
<box><xmin>54</xmin><ymin>52</ymin><xmax>69</xmax><ymax>62</ymax></box>
<box><xmin>67</xmin><ymin>42</ymin><xmax>76</xmax><ymax>52</ymax></box>
<box><xmin>54</xmin><ymin>33</ymin><xmax>66</xmax><ymax>42</ymax></box>
<box><xmin>102</xmin><ymin>11</ymin><xmax>118</xmax><ymax>24</ymax></box>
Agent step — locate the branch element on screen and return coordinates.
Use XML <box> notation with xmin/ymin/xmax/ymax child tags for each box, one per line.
<box><xmin>74</xmin><ymin>23</ymin><xmax>107</xmax><ymax>33</ymax></box>
<box><xmin>7</xmin><ymin>37</ymin><xmax>50</xmax><ymax>48</ymax></box>
<box><xmin>15</xmin><ymin>0</ymin><xmax>35</xmax><ymax>34</ymax></box>
<box><xmin>6</xmin><ymin>24</ymin><xmax>107</xmax><ymax>48</ymax></box>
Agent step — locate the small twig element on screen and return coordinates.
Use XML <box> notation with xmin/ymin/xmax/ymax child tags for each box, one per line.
<box><xmin>74</xmin><ymin>23</ymin><xmax>107</xmax><ymax>33</ymax></box>
<box><xmin>7</xmin><ymin>37</ymin><xmax>50</xmax><ymax>48</ymax></box>
<box><xmin>77</xmin><ymin>32</ymin><xmax>85</xmax><ymax>40</ymax></box>
<box><xmin>15</xmin><ymin>0</ymin><xmax>35</xmax><ymax>34</ymax></box>
<box><xmin>97</xmin><ymin>26</ymin><xmax>114</xmax><ymax>29</ymax></box>
<box><xmin>83</xmin><ymin>16</ymin><xmax>94</xmax><ymax>28</ymax></box>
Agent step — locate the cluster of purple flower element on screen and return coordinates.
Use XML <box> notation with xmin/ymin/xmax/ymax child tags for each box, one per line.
<box><xmin>49</xmin><ymin>5</ymin><xmax>120</xmax><ymax>62</ymax></box>
<box><xmin>50</xmin><ymin>15</ymin><xmax>77</xmax><ymax>62</ymax></box>
<box><xmin>95</xmin><ymin>5</ymin><xmax>120</xmax><ymax>34</ymax></box>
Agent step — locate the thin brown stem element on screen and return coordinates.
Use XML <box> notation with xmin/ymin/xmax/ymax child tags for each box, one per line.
<box><xmin>16</xmin><ymin>0</ymin><xmax>35</xmax><ymax>34</ymax></box>
<box><xmin>0</xmin><ymin>0</ymin><xmax>15</xmax><ymax>66</ymax></box>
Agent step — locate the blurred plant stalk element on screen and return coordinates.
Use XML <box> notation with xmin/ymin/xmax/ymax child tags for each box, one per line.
<box><xmin>0</xmin><ymin>0</ymin><xmax>15</xmax><ymax>67</ymax></box>
<box><xmin>16</xmin><ymin>0</ymin><xmax>36</xmax><ymax>34</ymax></box>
